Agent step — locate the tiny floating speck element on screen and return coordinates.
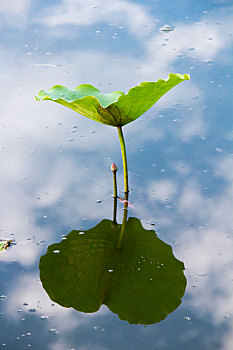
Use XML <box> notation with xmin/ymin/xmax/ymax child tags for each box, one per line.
<box><xmin>40</xmin><ymin>315</ymin><xmax>48</xmax><ymax>320</ymax></box>
<box><xmin>184</xmin><ymin>316</ymin><xmax>191</xmax><ymax>321</ymax></box>
<box><xmin>28</xmin><ymin>307</ymin><xmax>37</xmax><ymax>312</ymax></box>
<box><xmin>160</xmin><ymin>24</ymin><xmax>174</xmax><ymax>32</ymax></box>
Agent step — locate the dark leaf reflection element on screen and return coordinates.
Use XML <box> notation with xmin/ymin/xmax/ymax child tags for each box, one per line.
<box><xmin>40</xmin><ymin>199</ymin><xmax>186</xmax><ymax>325</ymax></box>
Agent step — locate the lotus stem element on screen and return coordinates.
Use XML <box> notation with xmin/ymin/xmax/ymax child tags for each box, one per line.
<box><xmin>117</xmin><ymin>126</ymin><xmax>129</xmax><ymax>194</ymax></box>
<box><xmin>117</xmin><ymin>192</ymin><xmax>128</xmax><ymax>249</ymax></box>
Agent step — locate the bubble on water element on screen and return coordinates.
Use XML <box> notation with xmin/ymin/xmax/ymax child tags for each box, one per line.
<box><xmin>23</xmin><ymin>302</ymin><xmax>28</xmax><ymax>306</ymax></box>
<box><xmin>27</xmin><ymin>52</ymin><xmax>33</xmax><ymax>55</ymax></box>
<box><xmin>53</xmin><ymin>250</ymin><xmax>60</xmax><ymax>254</ymax></box>
<box><xmin>68</xmin><ymin>138</ymin><xmax>74</xmax><ymax>141</ymax></box>
<box><xmin>216</xmin><ymin>148</ymin><xmax>223</xmax><ymax>152</ymax></box>
<box><xmin>96</xmin><ymin>200</ymin><xmax>102</xmax><ymax>203</ymax></box>
<box><xmin>184</xmin><ymin>316</ymin><xmax>191</xmax><ymax>321</ymax></box>
<box><xmin>160</xmin><ymin>24</ymin><xmax>174</xmax><ymax>32</ymax></box>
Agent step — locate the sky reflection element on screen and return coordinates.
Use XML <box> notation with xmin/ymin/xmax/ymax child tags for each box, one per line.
<box><xmin>0</xmin><ymin>0</ymin><xmax>233</xmax><ymax>349</ymax></box>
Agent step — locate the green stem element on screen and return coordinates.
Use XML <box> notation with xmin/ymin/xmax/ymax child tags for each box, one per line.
<box><xmin>117</xmin><ymin>192</ymin><xmax>129</xmax><ymax>249</ymax></box>
<box><xmin>117</xmin><ymin>126</ymin><xmax>129</xmax><ymax>193</ymax></box>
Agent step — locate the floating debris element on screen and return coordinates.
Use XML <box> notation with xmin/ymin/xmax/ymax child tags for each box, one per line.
<box><xmin>0</xmin><ymin>240</ymin><xmax>13</xmax><ymax>252</ymax></box>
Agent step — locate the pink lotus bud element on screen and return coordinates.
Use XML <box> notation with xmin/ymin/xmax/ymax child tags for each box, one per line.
<box><xmin>111</xmin><ymin>163</ymin><xmax>118</xmax><ymax>172</ymax></box>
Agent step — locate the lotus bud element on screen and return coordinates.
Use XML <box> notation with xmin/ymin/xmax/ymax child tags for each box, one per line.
<box><xmin>111</xmin><ymin>163</ymin><xmax>118</xmax><ymax>172</ymax></box>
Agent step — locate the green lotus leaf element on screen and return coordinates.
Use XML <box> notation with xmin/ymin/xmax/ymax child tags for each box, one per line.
<box><xmin>39</xmin><ymin>217</ymin><xmax>186</xmax><ymax>325</ymax></box>
<box><xmin>36</xmin><ymin>73</ymin><xmax>190</xmax><ymax>127</ymax></box>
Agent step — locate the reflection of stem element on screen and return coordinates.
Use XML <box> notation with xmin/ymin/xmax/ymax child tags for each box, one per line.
<box><xmin>117</xmin><ymin>192</ymin><xmax>128</xmax><ymax>249</ymax></box>
<box><xmin>113</xmin><ymin>196</ymin><xmax>117</xmax><ymax>225</ymax></box>
<box><xmin>117</xmin><ymin>126</ymin><xmax>129</xmax><ymax>194</ymax></box>
<box><xmin>113</xmin><ymin>170</ymin><xmax>117</xmax><ymax>198</ymax></box>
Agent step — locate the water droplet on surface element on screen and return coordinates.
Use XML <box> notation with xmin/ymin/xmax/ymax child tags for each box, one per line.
<box><xmin>184</xmin><ymin>316</ymin><xmax>191</xmax><ymax>321</ymax></box>
<box><xmin>160</xmin><ymin>24</ymin><xmax>174</xmax><ymax>32</ymax></box>
<box><xmin>28</xmin><ymin>308</ymin><xmax>37</xmax><ymax>312</ymax></box>
<box><xmin>53</xmin><ymin>250</ymin><xmax>60</xmax><ymax>254</ymax></box>
<box><xmin>40</xmin><ymin>315</ymin><xmax>48</xmax><ymax>320</ymax></box>
<box><xmin>204</xmin><ymin>59</ymin><xmax>213</xmax><ymax>63</ymax></box>
<box><xmin>79</xmin><ymin>232</ymin><xmax>85</xmax><ymax>235</ymax></box>
<box><xmin>49</xmin><ymin>328</ymin><xmax>59</xmax><ymax>333</ymax></box>
<box><xmin>108</xmin><ymin>269</ymin><xmax>114</xmax><ymax>272</ymax></box>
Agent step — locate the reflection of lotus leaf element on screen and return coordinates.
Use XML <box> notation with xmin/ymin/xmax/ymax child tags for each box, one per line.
<box><xmin>39</xmin><ymin>218</ymin><xmax>186</xmax><ymax>324</ymax></box>
<box><xmin>36</xmin><ymin>74</ymin><xmax>190</xmax><ymax>127</ymax></box>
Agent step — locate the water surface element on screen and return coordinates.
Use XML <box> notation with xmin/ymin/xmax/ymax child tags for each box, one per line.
<box><xmin>0</xmin><ymin>0</ymin><xmax>233</xmax><ymax>349</ymax></box>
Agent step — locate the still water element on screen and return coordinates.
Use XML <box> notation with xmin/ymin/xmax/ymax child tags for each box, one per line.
<box><xmin>1</xmin><ymin>0</ymin><xmax>233</xmax><ymax>349</ymax></box>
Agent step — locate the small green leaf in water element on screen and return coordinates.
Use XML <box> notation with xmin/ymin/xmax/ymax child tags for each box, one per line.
<box><xmin>36</xmin><ymin>73</ymin><xmax>190</xmax><ymax>127</ymax></box>
<box><xmin>0</xmin><ymin>240</ymin><xmax>12</xmax><ymax>252</ymax></box>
